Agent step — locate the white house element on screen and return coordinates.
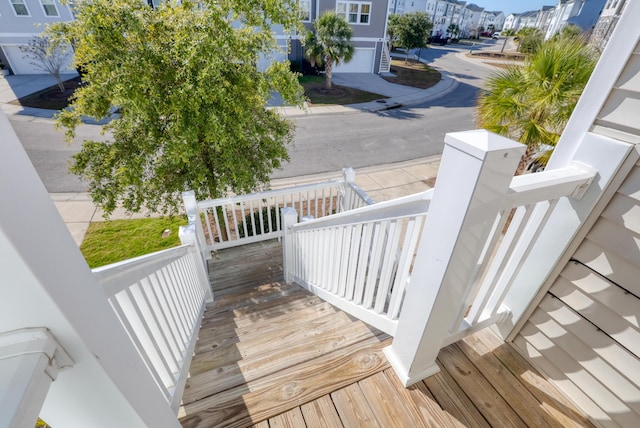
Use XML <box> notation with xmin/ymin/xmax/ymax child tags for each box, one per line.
<box><xmin>0</xmin><ymin>0</ymin><xmax>74</xmax><ymax>74</ymax></box>
<box><xmin>502</xmin><ymin>12</ymin><xmax>522</xmax><ymax>31</ymax></box>
<box><xmin>590</xmin><ymin>0</ymin><xmax>627</xmax><ymax>49</ymax></box>
<box><xmin>545</xmin><ymin>0</ymin><xmax>607</xmax><ymax>39</ymax></box>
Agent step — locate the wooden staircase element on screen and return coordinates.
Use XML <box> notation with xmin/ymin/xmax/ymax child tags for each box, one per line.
<box><xmin>178</xmin><ymin>240</ymin><xmax>391</xmax><ymax>428</ymax></box>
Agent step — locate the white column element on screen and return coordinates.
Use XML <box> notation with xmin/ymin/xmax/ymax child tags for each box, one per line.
<box><xmin>0</xmin><ymin>328</ymin><xmax>73</xmax><ymax>428</ymax></box>
<box><xmin>0</xmin><ymin>110</ymin><xmax>180</xmax><ymax>427</ymax></box>
<box><xmin>384</xmin><ymin>130</ymin><xmax>524</xmax><ymax>387</ymax></box>
<box><xmin>281</xmin><ymin>207</ymin><xmax>298</xmax><ymax>283</ymax></box>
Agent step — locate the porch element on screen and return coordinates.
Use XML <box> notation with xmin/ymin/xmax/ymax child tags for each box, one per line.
<box><xmin>178</xmin><ymin>240</ymin><xmax>593</xmax><ymax>427</ymax></box>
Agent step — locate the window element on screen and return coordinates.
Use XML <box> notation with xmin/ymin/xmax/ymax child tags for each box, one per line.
<box><xmin>10</xmin><ymin>0</ymin><xmax>29</xmax><ymax>16</ymax></box>
<box><xmin>299</xmin><ymin>0</ymin><xmax>310</xmax><ymax>21</ymax></box>
<box><xmin>336</xmin><ymin>1</ymin><xmax>371</xmax><ymax>25</ymax></box>
<box><xmin>41</xmin><ymin>0</ymin><xmax>59</xmax><ymax>16</ymax></box>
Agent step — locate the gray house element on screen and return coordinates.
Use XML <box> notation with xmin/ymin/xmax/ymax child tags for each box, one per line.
<box><xmin>0</xmin><ymin>0</ymin><xmax>74</xmax><ymax>74</ymax></box>
<box><xmin>288</xmin><ymin>0</ymin><xmax>390</xmax><ymax>73</ymax></box>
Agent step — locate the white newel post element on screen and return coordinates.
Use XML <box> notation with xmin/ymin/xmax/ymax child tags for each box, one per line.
<box><xmin>182</xmin><ymin>190</ymin><xmax>211</xmax><ymax>261</ymax></box>
<box><xmin>384</xmin><ymin>130</ymin><xmax>525</xmax><ymax>387</ymax></box>
<box><xmin>281</xmin><ymin>208</ymin><xmax>298</xmax><ymax>283</ymax></box>
<box><xmin>341</xmin><ymin>167</ymin><xmax>356</xmax><ymax>211</ymax></box>
<box><xmin>0</xmin><ymin>328</ymin><xmax>73</xmax><ymax>428</ymax></box>
<box><xmin>179</xmin><ymin>225</ymin><xmax>214</xmax><ymax>302</ymax></box>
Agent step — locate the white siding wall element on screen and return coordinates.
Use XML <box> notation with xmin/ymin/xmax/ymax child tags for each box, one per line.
<box><xmin>513</xmin><ymin>38</ymin><xmax>640</xmax><ymax>428</ymax></box>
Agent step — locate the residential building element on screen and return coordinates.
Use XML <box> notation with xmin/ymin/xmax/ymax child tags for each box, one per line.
<box><xmin>590</xmin><ymin>0</ymin><xmax>628</xmax><ymax>50</ymax></box>
<box><xmin>545</xmin><ymin>0</ymin><xmax>607</xmax><ymax>39</ymax></box>
<box><xmin>286</xmin><ymin>0</ymin><xmax>390</xmax><ymax>73</ymax></box>
<box><xmin>519</xmin><ymin>10</ymin><xmax>540</xmax><ymax>29</ymax></box>
<box><xmin>536</xmin><ymin>5</ymin><xmax>557</xmax><ymax>35</ymax></box>
<box><xmin>479</xmin><ymin>10</ymin><xmax>505</xmax><ymax>32</ymax></box>
<box><xmin>459</xmin><ymin>3</ymin><xmax>483</xmax><ymax>37</ymax></box>
<box><xmin>503</xmin><ymin>12</ymin><xmax>522</xmax><ymax>31</ymax></box>
<box><xmin>0</xmin><ymin>0</ymin><xmax>74</xmax><ymax>74</ymax></box>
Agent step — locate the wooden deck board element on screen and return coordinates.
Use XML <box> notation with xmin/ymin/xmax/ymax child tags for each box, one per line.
<box><xmin>179</xmin><ymin>241</ymin><xmax>593</xmax><ymax>428</ymax></box>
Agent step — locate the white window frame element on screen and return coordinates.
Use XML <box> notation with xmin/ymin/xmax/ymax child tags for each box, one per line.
<box><xmin>336</xmin><ymin>1</ymin><xmax>371</xmax><ymax>25</ymax></box>
<box><xmin>299</xmin><ymin>0</ymin><xmax>311</xmax><ymax>22</ymax></box>
<box><xmin>9</xmin><ymin>0</ymin><xmax>30</xmax><ymax>16</ymax></box>
<box><xmin>40</xmin><ymin>0</ymin><xmax>59</xmax><ymax>17</ymax></box>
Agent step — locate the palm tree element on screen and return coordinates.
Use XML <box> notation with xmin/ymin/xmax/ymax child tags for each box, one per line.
<box><xmin>477</xmin><ymin>37</ymin><xmax>598</xmax><ymax>174</ymax></box>
<box><xmin>305</xmin><ymin>12</ymin><xmax>354</xmax><ymax>89</ymax></box>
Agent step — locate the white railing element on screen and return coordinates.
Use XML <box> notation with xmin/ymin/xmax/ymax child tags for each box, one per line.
<box><xmin>382</xmin><ymin>130</ymin><xmax>597</xmax><ymax>387</ymax></box>
<box><xmin>282</xmin><ymin>191</ymin><xmax>432</xmax><ymax>335</ymax></box>
<box><xmin>442</xmin><ymin>164</ymin><xmax>596</xmax><ymax>346</ymax></box>
<box><xmin>92</xmin><ymin>230</ymin><xmax>211</xmax><ymax>413</ymax></box>
<box><xmin>191</xmin><ymin>168</ymin><xmax>374</xmax><ymax>253</ymax></box>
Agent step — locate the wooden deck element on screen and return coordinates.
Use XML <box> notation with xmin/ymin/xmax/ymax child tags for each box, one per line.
<box><xmin>178</xmin><ymin>240</ymin><xmax>594</xmax><ymax>428</ymax></box>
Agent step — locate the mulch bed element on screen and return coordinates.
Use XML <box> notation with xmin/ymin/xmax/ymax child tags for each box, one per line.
<box><xmin>10</xmin><ymin>76</ymin><xmax>82</xmax><ymax>110</ymax></box>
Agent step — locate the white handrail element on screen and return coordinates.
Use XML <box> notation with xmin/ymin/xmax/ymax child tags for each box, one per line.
<box><xmin>92</xmin><ymin>241</ymin><xmax>209</xmax><ymax>413</ymax></box>
<box><xmin>291</xmin><ymin>190</ymin><xmax>433</xmax><ymax>232</ymax></box>
<box><xmin>191</xmin><ymin>168</ymin><xmax>375</xmax><ymax>252</ymax></box>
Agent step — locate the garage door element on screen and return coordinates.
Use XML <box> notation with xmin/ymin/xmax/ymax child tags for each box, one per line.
<box><xmin>1</xmin><ymin>45</ymin><xmax>44</xmax><ymax>75</ymax></box>
<box><xmin>334</xmin><ymin>48</ymin><xmax>374</xmax><ymax>73</ymax></box>
<box><xmin>1</xmin><ymin>44</ymin><xmax>75</xmax><ymax>75</ymax></box>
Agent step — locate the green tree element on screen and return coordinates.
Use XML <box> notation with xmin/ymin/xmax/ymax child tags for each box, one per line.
<box><xmin>386</xmin><ymin>14</ymin><xmax>402</xmax><ymax>51</ymax></box>
<box><xmin>51</xmin><ymin>0</ymin><xmax>304</xmax><ymax>216</ymax></box>
<box><xmin>305</xmin><ymin>12</ymin><xmax>354</xmax><ymax>89</ymax></box>
<box><xmin>477</xmin><ymin>37</ymin><xmax>598</xmax><ymax>174</ymax></box>
<box><xmin>516</xmin><ymin>27</ymin><xmax>543</xmax><ymax>54</ymax></box>
<box><xmin>387</xmin><ymin>12</ymin><xmax>433</xmax><ymax>63</ymax></box>
<box><xmin>447</xmin><ymin>23</ymin><xmax>460</xmax><ymax>39</ymax></box>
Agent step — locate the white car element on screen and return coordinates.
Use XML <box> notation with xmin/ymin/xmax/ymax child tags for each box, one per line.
<box><xmin>492</xmin><ymin>32</ymin><xmax>501</xmax><ymax>39</ymax></box>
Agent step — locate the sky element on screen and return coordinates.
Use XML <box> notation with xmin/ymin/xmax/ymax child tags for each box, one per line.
<box><xmin>475</xmin><ymin>1</ymin><xmax>556</xmax><ymax>15</ymax></box>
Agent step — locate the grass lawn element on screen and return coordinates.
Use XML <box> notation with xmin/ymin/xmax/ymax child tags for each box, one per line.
<box><xmin>80</xmin><ymin>216</ymin><xmax>186</xmax><ymax>268</ymax></box>
<box><xmin>381</xmin><ymin>59</ymin><xmax>441</xmax><ymax>89</ymax></box>
<box><xmin>10</xmin><ymin>76</ymin><xmax>82</xmax><ymax>110</ymax></box>
<box><xmin>299</xmin><ymin>75</ymin><xmax>385</xmax><ymax>105</ymax></box>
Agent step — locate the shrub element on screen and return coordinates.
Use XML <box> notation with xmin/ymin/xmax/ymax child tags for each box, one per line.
<box><xmin>238</xmin><ymin>207</ymin><xmax>280</xmax><ymax>238</ymax></box>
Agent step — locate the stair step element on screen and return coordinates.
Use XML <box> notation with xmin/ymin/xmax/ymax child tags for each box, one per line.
<box><xmin>195</xmin><ymin>298</ymin><xmax>336</xmax><ymax>354</ymax></box>
<box><xmin>179</xmin><ymin>333</ymin><xmax>391</xmax><ymax>428</ymax></box>
<box><xmin>191</xmin><ymin>303</ymin><xmax>345</xmax><ymax>374</ymax></box>
<box><xmin>183</xmin><ymin>312</ymin><xmax>374</xmax><ymax>402</ymax></box>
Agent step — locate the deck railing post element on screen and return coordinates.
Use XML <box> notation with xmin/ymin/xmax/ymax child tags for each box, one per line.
<box><xmin>182</xmin><ymin>191</ymin><xmax>211</xmax><ymax>262</ymax></box>
<box><xmin>179</xmin><ymin>224</ymin><xmax>214</xmax><ymax>302</ymax></box>
<box><xmin>281</xmin><ymin>207</ymin><xmax>298</xmax><ymax>283</ymax></box>
<box><xmin>341</xmin><ymin>167</ymin><xmax>356</xmax><ymax>212</ymax></box>
<box><xmin>384</xmin><ymin>130</ymin><xmax>525</xmax><ymax>387</ymax></box>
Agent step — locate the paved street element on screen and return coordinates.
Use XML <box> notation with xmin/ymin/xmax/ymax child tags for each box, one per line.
<box><xmin>8</xmin><ymin>43</ymin><xmax>497</xmax><ymax>191</ymax></box>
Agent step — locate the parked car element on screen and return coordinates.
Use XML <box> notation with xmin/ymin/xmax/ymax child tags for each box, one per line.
<box><xmin>492</xmin><ymin>32</ymin><xmax>501</xmax><ymax>39</ymax></box>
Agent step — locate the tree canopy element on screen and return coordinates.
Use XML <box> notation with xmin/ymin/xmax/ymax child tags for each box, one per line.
<box><xmin>386</xmin><ymin>12</ymin><xmax>433</xmax><ymax>62</ymax></box>
<box><xmin>51</xmin><ymin>0</ymin><xmax>304</xmax><ymax>216</ymax></box>
<box><xmin>304</xmin><ymin>12</ymin><xmax>354</xmax><ymax>89</ymax></box>
<box><xmin>477</xmin><ymin>36</ymin><xmax>598</xmax><ymax>174</ymax></box>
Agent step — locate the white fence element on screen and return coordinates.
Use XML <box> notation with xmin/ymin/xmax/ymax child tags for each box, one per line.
<box><xmin>190</xmin><ymin>168</ymin><xmax>374</xmax><ymax>253</ymax></box>
<box><xmin>92</xmin><ymin>233</ymin><xmax>211</xmax><ymax>413</ymax></box>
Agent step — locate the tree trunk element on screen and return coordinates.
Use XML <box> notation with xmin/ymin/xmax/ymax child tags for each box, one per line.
<box><xmin>54</xmin><ymin>73</ymin><xmax>65</xmax><ymax>94</ymax></box>
<box><xmin>325</xmin><ymin>59</ymin><xmax>333</xmax><ymax>90</ymax></box>
<box><xmin>515</xmin><ymin>142</ymin><xmax>537</xmax><ymax>176</ymax></box>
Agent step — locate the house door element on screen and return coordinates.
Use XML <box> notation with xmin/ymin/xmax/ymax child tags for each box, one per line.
<box><xmin>512</xmin><ymin>160</ymin><xmax>640</xmax><ymax>427</ymax></box>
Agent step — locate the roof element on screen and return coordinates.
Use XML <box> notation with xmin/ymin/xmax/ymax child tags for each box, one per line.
<box><xmin>465</xmin><ymin>3</ymin><xmax>484</xmax><ymax>12</ymax></box>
